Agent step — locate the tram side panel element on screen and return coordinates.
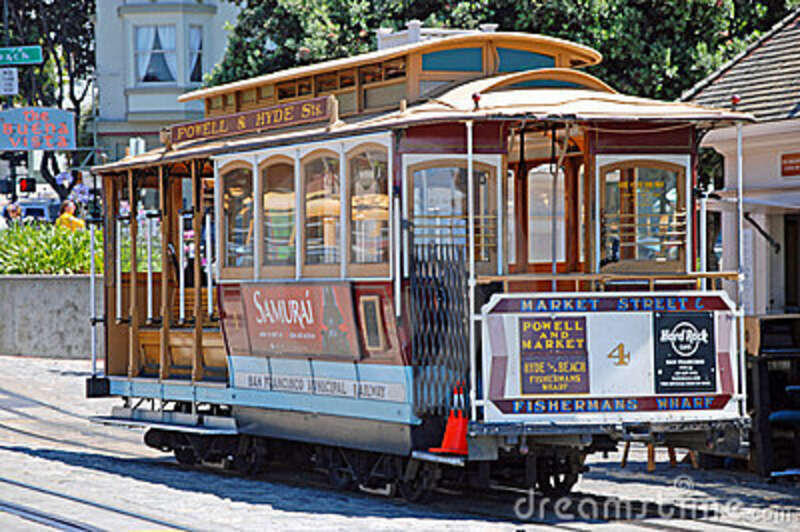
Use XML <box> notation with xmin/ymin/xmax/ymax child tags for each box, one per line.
<box><xmin>218</xmin><ymin>281</ymin><xmax>438</xmax><ymax>454</ymax></box>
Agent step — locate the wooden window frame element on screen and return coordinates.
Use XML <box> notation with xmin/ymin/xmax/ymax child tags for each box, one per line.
<box><xmin>346</xmin><ymin>143</ymin><xmax>391</xmax><ymax>278</ymax></box>
<box><xmin>301</xmin><ymin>148</ymin><xmax>342</xmax><ymax>278</ymax></box>
<box><xmin>219</xmin><ymin>160</ymin><xmax>255</xmax><ymax>280</ymax></box>
<box><xmin>258</xmin><ymin>154</ymin><xmax>296</xmax><ymax>279</ymax></box>
<box><xmin>598</xmin><ymin>159</ymin><xmax>687</xmax><ymax>273</ymax></box>
<box><xmin>407</xmin><ymin>158</ymin><xmax>498</xmax><ymax>275</ymax></box>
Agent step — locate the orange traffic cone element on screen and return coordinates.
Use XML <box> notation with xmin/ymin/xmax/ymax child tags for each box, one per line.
<box><xmin>429</xmin><ymin>384</ymin><xmax>469</xmax><ymax>455</ymax></box>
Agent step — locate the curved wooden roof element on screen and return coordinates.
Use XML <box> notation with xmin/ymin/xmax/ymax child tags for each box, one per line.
<box><xmin>179</xmin><ymin>32</ymin><xmax>602</xmax><ymax>103</ymax></box>
<box><xmin>483</xmin><ymin>68</ymin><xmax>616</xmax><ymax>93</ymax></box>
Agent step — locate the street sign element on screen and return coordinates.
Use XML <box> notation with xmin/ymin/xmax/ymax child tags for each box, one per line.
<box><xmin>0</xmin><ymin>107</ymin><xmax>76</xmax><ymax>150</ymax></box>
<box><xmin>0</xmin><ymin>68</ymin><xmax>18</xmax><ymax>96</ymax></box>
<box><xmin>0</xmin><ymin>45</ymin><xmax>44</xmax><ymax>66</ymax></box>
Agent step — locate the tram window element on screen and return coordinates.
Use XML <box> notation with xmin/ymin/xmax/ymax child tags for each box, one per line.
<box><xmin>297</xmin><ymin>77</ymin><xmax>312</xmax><ymax>97</ymax></box>
<box><xmin>222</xmin><ymin>166</ymin><xmax>254</xmax><ymax>268</ymax></box>
<box><xmin>315</xmin><ymin>73</ymin><xmax>338</xmax><ymax>94</ymax></box>
<box><xmin>528</xmin><ymin>165</ymin><xmax>565</xmax><ymax>263</ymax></box>
<box><xmin>304</xmin><ymin>154</ymin><xmax>341</xmax><ymax>266</ymax></box>
<box><xmin>339</xmin><ymin>69</ymin><xmax>356</xmax><ymax>88</ymax></box>
<box><xmin>349</xmin><ymin>149</ymin><xmax>389</xmax><ymax>265</ymax></box>
<box><xmin>262</xmin><ymin>161</ymin><xmax>296</xmax><ymax>266</ymax></box>
<box><xmin>119</xmin><ymin>186</ymin><xmax>162</xmax><ymax>273</ymax></box>
<box><xmin>600</xmin><ymin>161</ymin><xmax>685</xmax><ymax>269</ymax></box>
<box><xmin>411</xmin><ymin>163</ymin><xmax>495</xmax><ymax>264</ymax></box>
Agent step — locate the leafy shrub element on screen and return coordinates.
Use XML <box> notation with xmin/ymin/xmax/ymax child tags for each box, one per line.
<box><xmin>0</xmin><ymin>224</ymin><xmax>104</xmax><ymax>274</ymax></box>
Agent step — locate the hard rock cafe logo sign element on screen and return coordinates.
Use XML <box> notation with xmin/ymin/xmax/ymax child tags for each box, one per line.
<box><xmin>659</xmin><ymin>321</ymin><xmax>709</xmax><ymax>357</ymax></box>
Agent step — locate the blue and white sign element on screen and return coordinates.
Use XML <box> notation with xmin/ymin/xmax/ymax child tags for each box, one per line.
<box><xmin>0</xmin><ymin>107</ymin><xmax>76</xmax><ymax>150</ymax></box>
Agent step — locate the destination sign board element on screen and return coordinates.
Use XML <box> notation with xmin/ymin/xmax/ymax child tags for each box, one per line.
<box><xmin>481</xmin><ymin>291</ymin><xmax>739</xmax><ymax>423</ymax></box>
<box><xmin>0</xmin><ymin>45</ymin><xmax>43</xmax><ymax>66</ymax></box>
<box><xmin>0</xmin><ymin>107</ymin><xmax>76</xmax><ymax>150</ymax></box>
<box><xmin>170</xmin><ymin>96</ymin><xmax>330</xmax><ymax>144</ymax></box>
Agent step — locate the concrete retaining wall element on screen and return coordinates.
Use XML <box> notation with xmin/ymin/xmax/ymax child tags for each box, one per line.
<box><xmin>0</xmin><ymin>275</ymin><xmax>103</xmax><ymax>359</ymax></box>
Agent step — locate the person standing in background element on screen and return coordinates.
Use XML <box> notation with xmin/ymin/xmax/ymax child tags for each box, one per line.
<box><xmin>55</xmin><ymin>200</ymin><xmax>86</xmax><ymax>231</ymax></box>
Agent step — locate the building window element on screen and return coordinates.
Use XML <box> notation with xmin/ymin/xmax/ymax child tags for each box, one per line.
<box><xmin>189</xmin><ymin>25</ymin><xmax>203</xmax><ymax>83</ymax></box>
<box><xmin>349</xmin><ymin>147</ymin><xmax>388</xmax><ymax>265</ymax></box>
<box><xmin>304</xmin><ymin>152</ymin><xmax>341</xmax><ymax>267</ymax></box>
<box><xmin>262</xmin><ymin>159</ymin><xmax>296</xmax><ymax>267</ymax></box>
<box><xmin>222</xmin><ymin>164</ymin><xmax>254</xmax><ymax>268</ymax></box>
<box><xmin>135</xmin><ymin>25</ymin><xmax>177</xmax><ymax>83</ymax></box>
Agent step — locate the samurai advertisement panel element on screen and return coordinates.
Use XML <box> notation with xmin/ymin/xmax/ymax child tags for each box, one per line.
<box><xmin>219</xmin><ymin>283</ymin><xmax>412</xmax><ymax>411</ymax></box>
<box><xmin>481</xmin><ymin>292</ymin><xmax>739</xmax><ymax>423</ymax></box>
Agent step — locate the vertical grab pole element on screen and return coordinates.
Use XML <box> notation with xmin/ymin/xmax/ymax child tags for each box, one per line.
<box><xmin>466</xmin><ymin>120</ymin><xmax>477</xmax><ymax>421</ymax></box>
<box><xmin>206</xmin><ymin>210</ymin><xmax>213</xmax><ymax>318</ymax></box>
<box><xmin>394</xmin><ymin>196</ymin><xmax>402</xmax><ymax>317</ymax></box>
<box><xmin>115</xmin><ymin>217</ymin><xmax>122</xmax><ymax>322</ymax></box>
<box><xmin>551</xmin><ymin>125</ymin><xmax>558</xmax><ymax>291</ymax></box>
<box><xmin>736</xmin><ymin>122</ymin><xmax>747</xmax><ymax>415</ymax></box>
<box><xmin>699</xmin><ymin>193</ymin><xmax>707</xmax><ymax>290</ymax></box>
<box><xmin>146</xmin><ymin>215</ymin><xmax>153</xmax><ymax>323</ymax></box>
<box><xmin>89</xmin><ymin>219</ymin><xmax>97</xmax><ymax>376</ymax></box>
<box><xmin>178</xmin><ymin>210</ymin><xmax>186</xmax><ymax>323</ymax></box>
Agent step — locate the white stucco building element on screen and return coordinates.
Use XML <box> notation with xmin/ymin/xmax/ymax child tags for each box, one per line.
<box><xmin>95</xmin><ymin>0</ymin><xmax>241</xmax><ymax>160</ymax></box>
<box><xmin>684</xmin><ymin>8</ymin><xmax>800</xmax><ymax>315</ymax></box>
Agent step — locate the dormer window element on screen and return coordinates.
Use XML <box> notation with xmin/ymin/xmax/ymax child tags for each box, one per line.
<box><xmin>135</xmin><ymin>25</ymin><xmax>177</xmax><ymax>83</ymax></box>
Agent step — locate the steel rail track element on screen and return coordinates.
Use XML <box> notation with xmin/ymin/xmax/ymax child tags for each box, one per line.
<box><xmin>0</xmin><ymin>499</ymin><xmax>103</xmax><ymax>532</ymax></box>
<box><xmin>0</xmin><ymin>476</ymin><xmax>191</xmax><ymax>531</ymax></box>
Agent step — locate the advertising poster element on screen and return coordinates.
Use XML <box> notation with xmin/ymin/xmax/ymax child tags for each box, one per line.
<box><xmin>242</xmin><ymin>283</ymin><xmax>360</xmax><ymax>359</ymax></box>
<box><xmin>220</xmin><ymin>286</ymin><xmax>251</xmax><ymax>356</ymax></box>
<box><xmin>519</xmin><ymin>316</ymin><xmax>589</xmax><ymax>394</ymax></box>
<box><xmin>653</xmin><ymin>312</ymin><xmax>716</xmax><ymax>393</ymax></box>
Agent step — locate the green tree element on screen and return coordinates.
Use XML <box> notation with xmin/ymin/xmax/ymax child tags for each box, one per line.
<box><xmin>5</xmin><ymin>0</ymin><xmax>95</xmax><ymax>200</ymax></box>
<box><xmin>210</xmin><ymin>0</ymin><xmax>798</xmax><ymax>101</ymax></box>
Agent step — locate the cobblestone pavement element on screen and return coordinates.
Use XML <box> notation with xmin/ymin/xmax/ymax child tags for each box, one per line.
<box><xmin>0</xmin><ymin>356</ymin><xmax>797</xmax><ymax>531</ymax></box>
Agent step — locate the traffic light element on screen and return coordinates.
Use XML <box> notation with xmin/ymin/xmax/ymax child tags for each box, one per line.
<box><xmin>0</xmin><ymin>178</ymin><xmax>11</xmax><ymax>195</ymax></box>
<box><xmin>18</xmin><ymin>178</ymin><xmax>36</xmax><ymax>193</ymax></box>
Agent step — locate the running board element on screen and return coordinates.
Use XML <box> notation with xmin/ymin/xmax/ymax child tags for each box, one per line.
<box><xmin>411</xmin><ymin>450</ymin><xmax>466</xmax><ymax>467</ymax></box>
<box><xmin>89</xmin><ymin>407</ymin><xmax>238</xmax><ymax>435</ymax></box>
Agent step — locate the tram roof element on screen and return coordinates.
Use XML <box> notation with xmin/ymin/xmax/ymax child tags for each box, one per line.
<box><xmin>94</xmin><ymin>70</ymin><xmax>754</xmax><ymax>173</ymax></box>
<box><xmin>177</xmin><ymin>32</ymin><xmax>603</xmax><ymax>104</ymax></box>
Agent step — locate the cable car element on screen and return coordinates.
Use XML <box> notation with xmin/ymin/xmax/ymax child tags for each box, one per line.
<box><xmin>87</xmin><ymin>29</ymin><xmax>752</xmax><ymax>498</ymax></box>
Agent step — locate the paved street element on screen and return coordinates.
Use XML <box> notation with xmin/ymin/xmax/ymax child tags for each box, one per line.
<box><xmin>0</xmin><ymin>355</ymin><xmax>797</xmax><ymax>531</ymax></box>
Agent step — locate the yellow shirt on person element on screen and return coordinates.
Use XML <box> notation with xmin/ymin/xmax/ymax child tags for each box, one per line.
<box><xmin>56</xmin><ymin>212</ymin><xmax>86</xmax><ymax>231</ymax></box>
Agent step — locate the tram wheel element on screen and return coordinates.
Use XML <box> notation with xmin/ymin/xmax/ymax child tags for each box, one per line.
<box><xmin>396</xmin><ymin>460</ymin><xmax>437</xmax><ymax>502</ymax></box>
<box><xmin>234</xmin><ymin>448</ymin><xmax>264</xmax><ymax>476</ymax></box>
<box><xmin>397</xmin><ymin>476</ymin><xmax>426</xmax><ymax>502</ymax></box>
<box><xmin>328</xmin><ymin>449</ymin><xmax>356</xmax><ymax>490</ymax></box>
<box><xmin>536</xmin><ymin>470</ymin><xmax>578</xmax><ymax>497</ymax></box>
<box><xmin>174</xmin><ymin>447</ymin><xmax>198</xmax><ymax>466</ymax></box>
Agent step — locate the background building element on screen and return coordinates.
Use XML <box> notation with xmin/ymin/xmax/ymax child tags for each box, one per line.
<box><xmin>95</xmin><ymin>0</ymin><xmax>241</xmax><ymax>161</ymax></box>
<box><xmin>684</xmin><ymin>7</ymin><xmax>800</xmax><ymax>315</ymax></box>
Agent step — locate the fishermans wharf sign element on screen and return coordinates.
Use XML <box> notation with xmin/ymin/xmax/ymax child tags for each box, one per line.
<box><xmin>170</xmin><ymin>96</ymin><xmax>330</xmax><ymax>144</ymax></box>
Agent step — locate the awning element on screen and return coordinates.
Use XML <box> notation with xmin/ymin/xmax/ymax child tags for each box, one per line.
<box><xmin>712</xmin><ymin>186</ymin><xmax>800</xmax><ymax>211</ymax></box>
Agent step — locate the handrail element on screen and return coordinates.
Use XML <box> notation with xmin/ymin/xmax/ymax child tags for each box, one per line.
<box><xmin>477</xmin><ymin>271</ymin><xmax>741</xmax><ymax>285</ymax></box>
